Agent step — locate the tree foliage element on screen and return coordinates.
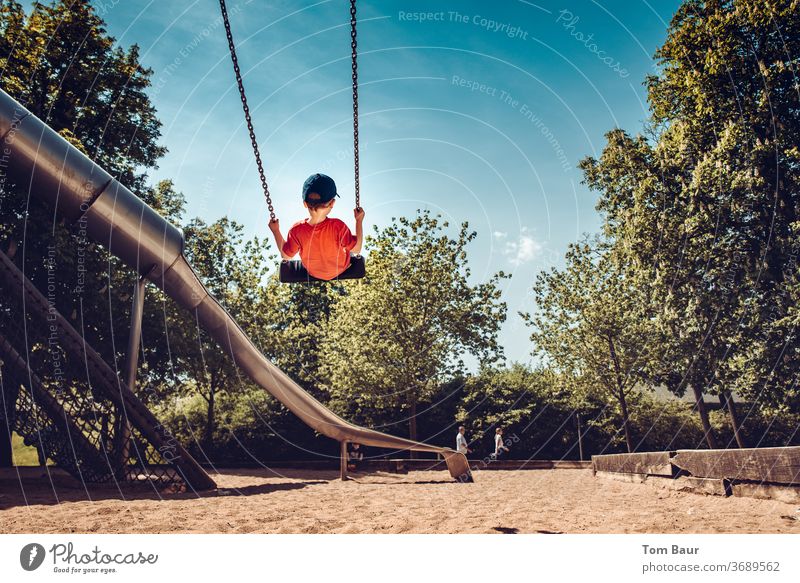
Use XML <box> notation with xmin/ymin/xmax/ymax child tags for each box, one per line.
<box><xmin>321</xmin><ymin>211</ymin><xmax>508</xmax><ymax>442</ymax></box>
<box><xmin>524</xmin><ymin>239</ymin><xmax>653</xmax><ymax>451</ymax></box>
<box><xmin>571</xmin><ymin>0</ymin><xmax>800</xmax><ymax>448</ymax></box>
<box><xmin>1</xmin><ymin>0</ymin><xmax>164</xmax><ymax>182</ymax></box>
<box><xmin>0</xmin><ymin>0</ymin><xmax>168</xmax><ymax>370</ymax></box>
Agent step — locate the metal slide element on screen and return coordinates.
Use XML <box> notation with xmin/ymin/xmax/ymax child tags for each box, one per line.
<box><xmin>0</xmin><ymin>89</ymin><xmax>472</xmax><ymax>482</ymax></box>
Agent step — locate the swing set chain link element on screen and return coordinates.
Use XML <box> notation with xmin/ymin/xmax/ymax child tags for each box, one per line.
<box><xmin>350</xmin><ymin>0</ymin><xmax>360</xmax><ymax>210</ymax></box>
<box><xmin>219</xmin><ymin>0</ymin><xmax>276</xmax><ymax>222</ymax></box>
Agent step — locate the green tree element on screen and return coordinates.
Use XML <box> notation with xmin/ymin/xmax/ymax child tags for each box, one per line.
<box><xmin>579</xmin><ymin>128</ymin><xmax>726</xmax><ymax>448</ymax></box>
<box><xmin>158</xmin><ymin>217</ymin><xmax>274</xmax><ymax>447</ymax></box>
<box><xmin>579</xmin><ymin>0</ymin><xmax>800</xmax><ymax>446</ymax></box>
<box><xmin>0</xmin><ymin>0</ymin><xmax>164</xmax><ymax>183</ymax></box>
<box><xmin>321</xmin><ymin>211</ymin><xmax>507</xmax><ymax>446</ymax></box>
<box><xmin>265</xmin><ymin>282</ymin><xmax>343</xmax><ymax>398</ymax></box>
<box><xmin>0</xmin><ymin>0</ymin><xmax>169</xmax><ymax>369</ymax></box>
<box><xmin>524</xmin><ymin>239</ymin><xmax>652</xmax><ymax>452</ymax></box>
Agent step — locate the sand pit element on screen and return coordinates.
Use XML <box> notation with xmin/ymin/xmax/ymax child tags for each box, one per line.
<box><xmin>1</xmin><ymin>468</ymin><xmax>798</xmax><ymax>534</ymax></box>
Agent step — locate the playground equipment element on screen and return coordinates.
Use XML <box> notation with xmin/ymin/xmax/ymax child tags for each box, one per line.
<box><xmin>0</xmin><ymin>249</ymin><xmax>215</xmax><ymax>490</ymax></box>
<box><xmin>218</xmin><ymin>0</ymin><xmax>366</xmax><ymax>284</ymax></box>
<box><xmin>0</xmin><ymin>88</ymin><xmax>472</xmax><ymax>484</ymax></box>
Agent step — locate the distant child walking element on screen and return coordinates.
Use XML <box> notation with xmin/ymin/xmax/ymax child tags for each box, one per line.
<box><xmin>268</xmin><ymin>173</ymin><xmax>364</xmax><ymax>280</ymax></box>
<box><xmin>494</xmin><ymin>427</ymin><xmax>510</xmax><ymax>460</ymax></box>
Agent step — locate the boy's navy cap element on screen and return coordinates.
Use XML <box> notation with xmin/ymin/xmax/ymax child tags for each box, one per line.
<box><xmin>302</xmin><ymin>173</ymin><xmax>339</xmax><ymax>203</ymax></box>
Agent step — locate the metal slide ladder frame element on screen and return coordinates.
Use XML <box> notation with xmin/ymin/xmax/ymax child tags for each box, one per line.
<box><xmin>0</xmin><ymin>249</ymin><xmax>217</xmax><ymax>490</ymax></box>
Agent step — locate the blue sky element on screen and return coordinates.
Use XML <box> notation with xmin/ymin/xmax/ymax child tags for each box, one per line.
<box><xmin>90</xmin><ymin>0</ymin><xmax>681</xmax><ymax>364</ymax></box>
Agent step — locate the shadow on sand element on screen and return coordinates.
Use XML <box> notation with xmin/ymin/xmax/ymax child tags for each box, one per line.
<box><xmin>0</xmin><ymin>467</ymin><xmax>327</xmax><ymax>509</ymax></box>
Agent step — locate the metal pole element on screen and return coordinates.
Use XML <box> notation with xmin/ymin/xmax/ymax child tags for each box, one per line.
<box><xmin>576</xmin><ymin>412</ymin><xmax>584</xmax><ymax>462</ymax></box>
<box><xmin>118</xmin><ymin>276</ymin><xmax>147</xmax><ymax>473</ymax></box>
<box><xmin>340</xmin><ymin>440</ymin><xmax>348</xmax><ymax>481</ymax></box>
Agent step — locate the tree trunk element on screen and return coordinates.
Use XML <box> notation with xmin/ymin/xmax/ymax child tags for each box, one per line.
<box><xmin>607</xmin><ymin>336</ymin><xmax>634</xmax><ymax>453</ymax></box>
<box><xmin>720</xmin><ymin>390</ymin><xmax>745</xmax><ymax>448</ymax></box>
<box><xmin>0</xmin><ymin>428</ymin><xmax>11</xmax><ymax>467</ymax></box>
<box><xmin>0</xmin><ymin>368</ymin><xmax>16</xmax><ymax>467</ymax></box>
<box><xmin>100</xmin><ymin>413</ymin><xmax>109</xmax><ymax>453</ymax></box>
<box><xmin>204</xmin><ymin>388</ymin><xmax>215</xmax><ymax>447</ymax></box>
<box><xmin>408</xmin><ymin>399</ymin><xmax>418</xmax><ymax>459</ymax></box>
<box><xmin>691</xmin><ymin>384</ymin><xmax>718</xmax><ymax>449</ymax></box>
<box><xmin>617</xmin><ymin>386</ymin><xmax>634</xmax><ymax>453</ymax></box>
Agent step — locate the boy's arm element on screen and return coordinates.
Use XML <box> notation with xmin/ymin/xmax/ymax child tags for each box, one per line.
<box><xmin>268</xmin><ymin>219</ymin><xmax>294</xmax><ymax>260</ymax></box>
<box><xmin>351</xmin><ymin>207</ymin><xmax>365</xmax><ymax>255</ymax></box>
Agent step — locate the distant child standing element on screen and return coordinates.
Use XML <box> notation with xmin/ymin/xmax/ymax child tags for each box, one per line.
<box><xmin>456</xmin><ymin>426</ymin><xmax>471</xmax><ymax>456</ymax></box>
<box><xmin>268</xmin><ymin>173</ymin><xmax>365</xmax><ymax>280</ymax></box>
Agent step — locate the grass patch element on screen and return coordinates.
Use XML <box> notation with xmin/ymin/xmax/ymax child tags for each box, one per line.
<box><xmin>11</xmin><ymin>432</ymin><xmax>44</xmax><ymax>466</ymax></box>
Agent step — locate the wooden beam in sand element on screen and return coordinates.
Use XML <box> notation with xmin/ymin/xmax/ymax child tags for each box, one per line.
<box><xmin>592</xmin><ymin>452</ymin><xmax>676</xmax><ymax>477</ymax></box>
<box><xmin>672</xmin><ymin>447</ymin><xmax>800</xmax><ymax>485</ymax></box>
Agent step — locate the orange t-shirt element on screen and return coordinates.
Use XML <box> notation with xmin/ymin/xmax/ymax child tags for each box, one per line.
<box><xmin>283</xmin><ymin>218</ymin><xmax>357</xmax><ymax>280</ymax></box>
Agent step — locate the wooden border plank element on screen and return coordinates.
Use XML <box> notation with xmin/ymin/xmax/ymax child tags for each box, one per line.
<box><xmin>672</xmin><ymin>476</ymin><xmax>730</xmax><ymax>497</ymax></box>
<box><xmin>595</xmin><ymin>470</ymin><xmax>648</xmax><ymax>483</ymax></box>
<box><xmin>595</xmin><ymin>471</ymin><xmax>729</xmax><ymax>496</ymax></box>
<box><xmin>673</xmin><ymin>447</ymin><xmax>800</xmax><ymax>485</ymax></box>
<box><xmin>592</xmin><ymin>452</ymin><xmax>676</xmax><ymax>477</ymax></box>
<box><xmin>731</xmin><ymin>482</ymin><xmax>800</xmax><ymax>504</ymax></box>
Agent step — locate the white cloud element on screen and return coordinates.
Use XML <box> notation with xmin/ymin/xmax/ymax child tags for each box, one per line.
<box><xmin>493</xmin><ymin>231</ymin><xmax>508</xmax><ymax>239</ymax></box>
<box><xmin>501</xmin><ymin>227</ymin><xmax>543</xmax><ymax>266</ymax></box>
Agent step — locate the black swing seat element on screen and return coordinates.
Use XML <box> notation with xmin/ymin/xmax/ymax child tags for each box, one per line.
<box><xmin>279</xmin><ymin>255</ymin><xmax>366</xmax><ymax>283</ymax></box>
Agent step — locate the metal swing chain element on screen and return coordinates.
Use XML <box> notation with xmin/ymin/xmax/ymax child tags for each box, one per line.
<box><xmin>350</xmin><ymin>0</ymin><xmax>361</xmax><ymax>210</ymax></box>
<box><xmin>218</xmin><ymin>0</ymin><xmax>276</xmax><ymax>221</ymax></box>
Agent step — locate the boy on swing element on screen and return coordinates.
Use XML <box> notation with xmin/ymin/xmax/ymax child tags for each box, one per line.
<box><xmin>268</xmin><ymin>173</ymin><xmax>365</xmax><ymax>280</ymax></box>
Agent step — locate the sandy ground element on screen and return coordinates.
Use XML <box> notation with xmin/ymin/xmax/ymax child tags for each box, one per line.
<box><xmin>1</xmin><ymin>468</ymin><xmax>799</xmax><ymax>534</ymax></box>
